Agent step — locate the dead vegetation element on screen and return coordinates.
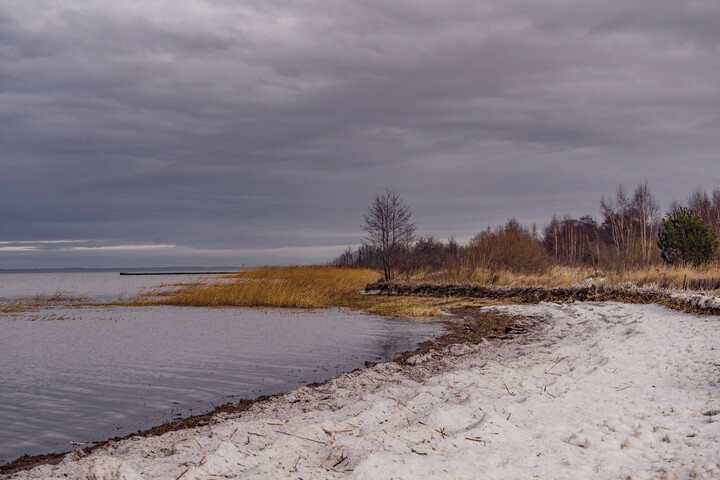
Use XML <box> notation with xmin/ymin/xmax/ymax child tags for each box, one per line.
<box><xmin>419</xmin><ymin>264</ymin><xmax>720</xmax><ymax>292</ymax></box>
<box><xmin>150</xmin><ymin>266</ymin><xmax>380</xmax><ymax>309</ymax></box>
<box><xmin>110</xmin><ymin>266</ymin><xmax>504</xmax><ymax>317</ymax></box>
<box><xmin>135</xmin><ymin>264</ymin><xmax>720</xmax><ymax>318</ymax></box>
<box><xmin>4</xmin><ymin>265</ymin><xmax>720</xmax><ymax>318</ymax></box>
<box><xmin>367</xmin><ymin>280</ymin><xmax>720</xmax><ymax>316</ymax></box>
<box><xmin>136</xmin><ymin>266</ymin><xmax>510</xmax><ymax>317</ymax></box>
<box><xmin>1</xmin><ymin>267</ymin><xmax>502</xmax><ymax>318</ymax></box>
<box><xmin>0</xmin><ymin>292</ymin><xmax>92</xmax><ymax>314</ymax></box>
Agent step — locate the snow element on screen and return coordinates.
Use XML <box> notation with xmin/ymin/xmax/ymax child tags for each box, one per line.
<box><xmin>671</xmin><ymin>292</ymin><xmax>720</xmax><ymax>310</ymax></box>
<box><xmin>8</xmin><ymin>302</ymin><xmax>720</xmax><ymax>480</ymax></box>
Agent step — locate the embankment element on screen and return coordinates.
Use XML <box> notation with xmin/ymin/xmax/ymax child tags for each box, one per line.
<box><xmin>365</xmin><ymin>281</ymin><xmax>720</xmax><ymax>316</ymax></box>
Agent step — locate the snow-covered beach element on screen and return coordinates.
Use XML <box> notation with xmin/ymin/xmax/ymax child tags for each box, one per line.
<box><xmin>6</xmin><ymin>301</ymin><xmax>719</xmax><ymax>479</ymax></box>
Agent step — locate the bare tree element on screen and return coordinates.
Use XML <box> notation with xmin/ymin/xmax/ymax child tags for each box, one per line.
<box><xmin>687</xmin><ymin>186</ymin><xmax>720</xmax><ymax>237</ymax></box>
<box><xmin>601</xmin><ymin>185</ymin><xmax>633</xmax><ymax>263</ymax></box>
<box><xmin>410</xmin><ymin>236</ymin><xmax>446</xmax><ymax>271</ymax></box>
<box><xmin>542</xmin><ymin>215</ymin><xmax>600</xmax><ymax>265</ymax></box>
<box><xmin>331</xmin><ymin>247</ymin><xmax>356</xmax><ymax>267</ymax></box>
<box><xmin>362</xmin><ymin>190</ymin><xmax>416</xmax><ymax>280</ymax></box>
<box><xmin>600</xmin><ymin>182</ymin><xmax>660</xmax><ymax>267</ymax></box>
<box><xmin>631</xmin><ymin>180</ymin><xmax>660</xmax><ymax>263</ymax></box>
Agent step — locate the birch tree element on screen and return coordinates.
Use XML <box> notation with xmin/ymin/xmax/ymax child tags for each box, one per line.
<box><xmin>631</xmin><ymin>180</ymin><xmax>660</xmax><ymax>264</ymax></box>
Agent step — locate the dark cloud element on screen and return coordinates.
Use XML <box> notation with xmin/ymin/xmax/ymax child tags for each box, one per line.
<box><xmin>588</xmin><ymin>0</ymin><xmax>720</xmax><ymax>45</ymax></box>
<box><xmin>1</xmin><ymin>0</ymin><xmax>719</xmax><ymax>267</ymax></box>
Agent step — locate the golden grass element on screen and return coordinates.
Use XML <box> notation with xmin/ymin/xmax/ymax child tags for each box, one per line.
<box><xmin>605</xmin><ymin>266</ymin><xmax>720</xmax><ymax>291</ymax></box>
<box><xmin>418</xmin><ymin>266</ymin><xmax>598</xmax><ymax>287</ymax></box>
<box><xmin>138</xmin><ymin>266</ymin><xmax>512</xmax><ymax>317</ymax></box>
<box><xmin>155</xmin><ymin>266</ymin><xmax>380</xmax><ymax>309</ymax></box>
<box><xmin>420</xmin><ymin>264</ymin><xmax>720</xmax><ymax>291</ymax></box>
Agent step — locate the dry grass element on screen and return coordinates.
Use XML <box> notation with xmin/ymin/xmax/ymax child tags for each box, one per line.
<box><xmin>341</xmin><ymin>294</ymin><xmax>510</xmax><ymax>317</ymax></box>
<box><xmin>604</xmin><ymin>266</ymin><xmax>720</xmax><ymax>291</ymax></box>
<box><xmin>1</xmin><ymin>292</ymin><xmax>92</xmax><ymax>313</ymax></box>
<box><xmin>9</xmin><ymin>264</ymin><xmax>719</xmax><ymax>319</ymax></box>
<box><xmin>154</xmin><ymin>266</ymin><xmax>380</xmax><ymax>309</ymax></box>
<box><xmin>420</xmin><ymin>265</ymin><xmax>720</xmax><ymax>291</ymax></box>
<box><xmin>419</xmin><ymin>266</ymin><xmax>601</xmax><ymax>287</ymax></box>
<box><xmin>143</xmin><ymin>264</ymin><xmax>720</xmax><ymax>317</ymax></box>
<box><xmin>139</xmin><ymin>266</ymin><xmax>511</xmax><ymax>317</ymax></box>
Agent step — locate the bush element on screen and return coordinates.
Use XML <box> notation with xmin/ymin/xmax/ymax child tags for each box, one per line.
<box><xmin>464</xmin><ymin>219</ymin><xmax>552</xmax><ymax>273</ymax></box>
<box><xmin>657</xmin><ymin>208</ymin><xmax>718</xmax><ymax>266</ymax></box>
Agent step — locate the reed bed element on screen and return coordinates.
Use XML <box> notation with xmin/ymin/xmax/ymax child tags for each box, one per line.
<box><xmin>143</xmin><ymin>266</ymin><xmax>515</xmax><ymax>316</ymax></box>
<box><xmin>155</xmin><ymin>266</ymin><xmax>380</xmax><ymax>309</ymax></box>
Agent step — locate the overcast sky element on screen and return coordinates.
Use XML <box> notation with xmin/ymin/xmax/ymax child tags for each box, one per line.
<box><xmin>1</xmin><ymin>0</ymin><xmax>719</xmax><ymax>268</ymax></box>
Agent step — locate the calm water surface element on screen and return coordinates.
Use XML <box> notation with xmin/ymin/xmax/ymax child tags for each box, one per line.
<box><xmin>0</xmin><ymin>273</ymin><xmax>443</xmax><ymax>463</ymax></box>
<box><xmin>0</xmin><ymin>271</ymin><xmax>227</xmax><ymax>302</ymax></box>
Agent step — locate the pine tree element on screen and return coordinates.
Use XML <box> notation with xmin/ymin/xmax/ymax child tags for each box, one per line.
<box><xmin>657</xmin><ymin>208</ymin><xmax>718</xmax><ymax>266</ymax></box>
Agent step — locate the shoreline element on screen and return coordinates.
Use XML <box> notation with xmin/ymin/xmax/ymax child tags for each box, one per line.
<box><xmin>0</xmin><ymin>308</ymin><xmax>520</xmax><ymax>476</ymax></box>
<box><xmin>4</xmin><ymin>281</ymin><xmax>719</xmax><ymax>477</ymax></box>
<box><xmin>4</xmin><ymin>299</ymin><xmax>717</xmax><ymax>479</ymax></box>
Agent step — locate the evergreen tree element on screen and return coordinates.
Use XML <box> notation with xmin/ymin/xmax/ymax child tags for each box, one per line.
<box><xmin>657</xmin><ymin>208</ymin><xmax>718</xmax><ymax>266</ymax></box>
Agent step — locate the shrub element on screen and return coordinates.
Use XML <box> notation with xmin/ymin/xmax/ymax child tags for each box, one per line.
<box><xmin>464</xmin><ymin>219</ymin><xmax>552</xmax><ymax>274</ymax></box>
<box><xmin>657</xmin><ymin>208</ymin><xmax>718</xmax><ymax>266</ymax></box>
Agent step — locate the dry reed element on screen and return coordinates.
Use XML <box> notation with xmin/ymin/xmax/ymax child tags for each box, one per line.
<box><xmin>143</xmin><ymin>266</ymin><xmax>505</xmax><ymax>317</ymax></box>
<box><xmin>1</xmin><ymin>292</ymin><xmax>92</xmax><ymax>313</ymax></box>
<box><xmin>155</xmin><ymin>266</ymin><xmax>380</xmax><ymax>309</ymax></box>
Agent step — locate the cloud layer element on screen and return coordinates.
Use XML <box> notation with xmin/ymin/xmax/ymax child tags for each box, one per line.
<box><xmin>1</xmin><ymin>0</ymin><xmax>719</xmax><ymax>267</ymax></box>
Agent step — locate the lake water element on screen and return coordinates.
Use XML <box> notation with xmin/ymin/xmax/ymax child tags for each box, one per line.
<box><xmin>0</xmin><ymin>273</ymin><xmax>443</xmax><ymax>464</ymax></box>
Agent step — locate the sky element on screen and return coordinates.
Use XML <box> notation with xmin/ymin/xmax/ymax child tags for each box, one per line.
<box><xmin>1</xmin><ymin>0</ymin><xmax>720</xmax><ymax>268</ymax></box>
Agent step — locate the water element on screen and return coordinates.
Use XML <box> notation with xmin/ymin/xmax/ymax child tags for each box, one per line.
<box><xmin>0</xmin><ymin>274</ymin><xmax>443</xmax><ymax>463</ymax></box>
<box><xmin>0</xmin><ymin>271</ymin><xmax>229</xmax><ymax>303</ymax></box>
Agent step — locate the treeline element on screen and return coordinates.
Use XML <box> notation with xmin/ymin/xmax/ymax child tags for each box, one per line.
<box><xmin>332</xmin><ymin>236</ymin><xmax>461</xmax><ymax>274</ymax></box>
<box><xmin>333</xmin><ymin>182</ymin><xmax>720</xmax><ymax>279</ymax></box>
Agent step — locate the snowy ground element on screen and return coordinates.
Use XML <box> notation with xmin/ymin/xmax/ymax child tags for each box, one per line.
<box><xmin>7</xmin><ymin>302</ymin><xmax>719</xmax><ymax>480</ymax></box>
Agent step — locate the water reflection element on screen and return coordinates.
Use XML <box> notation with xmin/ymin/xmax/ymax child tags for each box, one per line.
<box><xmin>0</xmin><ymin>306</ymin><xmax>442</xmax><ymax>463</ymax></box>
